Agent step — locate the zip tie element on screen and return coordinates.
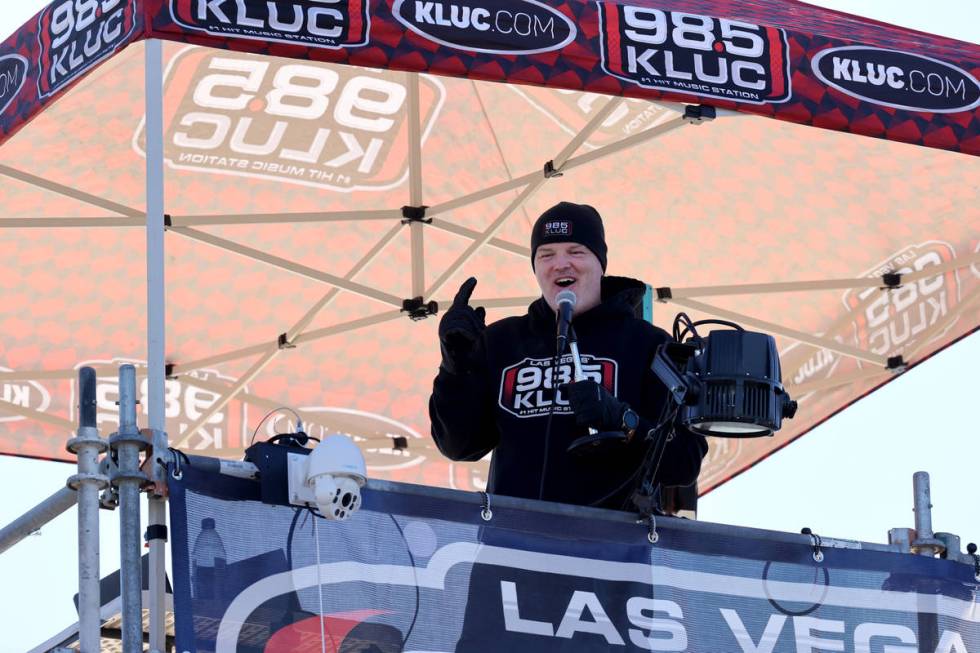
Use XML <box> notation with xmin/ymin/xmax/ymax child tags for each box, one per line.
<box><xmin>479</xmin><ymin>491</ymin><xmax>493</xmax><ymax>521</ymax></box>
<box><xmin>802</xmin><ymin>527</ymin><xmax>824</xmax><ymax>562</ymax></box>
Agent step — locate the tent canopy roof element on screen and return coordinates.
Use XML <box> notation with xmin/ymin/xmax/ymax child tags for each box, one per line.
<box><xmin>0</xmin><ymin>0</ymin><xmax>977</xmax><ymax>493</ymax></box>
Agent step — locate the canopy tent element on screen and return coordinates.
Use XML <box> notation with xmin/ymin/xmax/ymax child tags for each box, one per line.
<box><xmin>0</xmin><ymin>0</ymin><xmax>978</xmax><ymax>499</ymax></box>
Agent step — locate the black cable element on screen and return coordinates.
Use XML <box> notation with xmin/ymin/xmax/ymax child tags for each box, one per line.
<box><xmin>168</xmin><ymin>447</ymin><xmax>191</xmax><ymax>465</ymax></box>
<box><xmin>676</xmin><ymin>318</ymin><xmax>744</xmax><ymax>344</ymax></box>
<box><xmin>291</xmin><ymin>508</ymin><xmax>420</xmax><ymax>647</ymax></box>
<box><xmin>249</xmin><ymin>406</ymin><xmax>305</xmax><ymax>446</ymax></box>
<box><xmin>388</xmin><ymin>515</ymin><xmax>421</xmax><ymax>648</ymax></box>
<box><xmin>537</xmin><ymin>348</ymin><xmax>562</xmax><ymax>501</ymax></box>
<box><xmin>672</xmin><ymin>312</ymin><xmax>694</xmax><ymax>341</ymax></box>
<box><xmin>267</xmin><ymin>432</ymin><xmax>319</xmax><ymax>447</ymax></box>
<box><xmin>762</xmin><ymin>561</ymin><xmax>830</xmax><ymax>616</ymax></box>
<box><xmin>587</xmin><ymin>399</ymin><xmax>671</xmax><ymax>508</ymax></box>
<box><xmin>625</xmin><ymin>404</ymin><xmax>680</xmax><ymax>513</ymax></box>
<box><xmin>285</xmin><ymin>507</ymin><xmax>304</xmax><ymax>569</ymax></box>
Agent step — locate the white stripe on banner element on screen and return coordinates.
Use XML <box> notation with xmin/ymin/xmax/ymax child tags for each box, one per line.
<box><xmin>214</xmin><ymin>542</ymin><xmax>980</xmax><ymax>651</ymax></box>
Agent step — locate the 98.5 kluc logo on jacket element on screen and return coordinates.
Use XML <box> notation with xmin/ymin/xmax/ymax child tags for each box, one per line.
<box><xmin>499</xmin><ymin>355</ymin><xmax>617</xmax><ymax>418</ymax></box>
<box><xmin>597</xmin><ymin>2</ymin><xmax>791</xmax><ymax>105</ymax></box>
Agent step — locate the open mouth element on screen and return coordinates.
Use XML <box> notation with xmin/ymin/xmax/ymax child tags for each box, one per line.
<box><xmin>555</xmin><ymin>277</ymin><xmax>576</xmax><ymax>288</ymax></box>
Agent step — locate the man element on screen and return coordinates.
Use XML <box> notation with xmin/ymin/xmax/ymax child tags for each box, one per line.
<box><xmin>429</xmin><ymin>201</ymin><xmax>707</xmax><ymax>511</ymax></box>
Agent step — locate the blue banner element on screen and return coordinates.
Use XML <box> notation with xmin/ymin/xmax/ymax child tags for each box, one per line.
<box><xmin>169</xmin><ymin>464</ymin><xmax>979</xmax><ymax>652</ymax></box>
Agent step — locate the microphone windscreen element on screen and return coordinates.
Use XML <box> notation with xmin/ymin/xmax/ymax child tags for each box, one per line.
<box><xmin>556</xmin><ymin>289</ymin><xmax>577</xmax><ymax>307</ymax></box>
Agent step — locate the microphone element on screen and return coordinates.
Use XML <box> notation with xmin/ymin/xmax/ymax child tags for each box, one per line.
<box><xmin>555</xmin><ymin>290</ymin><xmax>576</xmax><ymax>353</ymax></box>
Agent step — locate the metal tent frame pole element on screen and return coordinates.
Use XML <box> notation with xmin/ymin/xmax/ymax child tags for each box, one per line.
<box><xmin>407</xmin><ymin>72</ymin><xmax>426</xmax><ymax>300</ymax></box>
<box><xmin>144</xmin><ymin>38</ymin><xmax>168</xmax><ymax>653</ymax></box>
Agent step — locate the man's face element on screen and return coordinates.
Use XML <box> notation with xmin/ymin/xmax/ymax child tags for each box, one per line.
<box><xmin>534</xmin><ymin>242</ymin><xmax>603</xmax><ymax>315</ymax></box>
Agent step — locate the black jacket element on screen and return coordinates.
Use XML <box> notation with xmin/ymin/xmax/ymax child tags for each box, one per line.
<box><xmin>429</xmin><ymin>276</ymin><xmax>707</xmax><ymax>510</ymax></box>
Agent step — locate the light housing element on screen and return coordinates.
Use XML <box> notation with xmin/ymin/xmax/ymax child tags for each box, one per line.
<box><xmin>653</xmin><ymin>328</ymin><xmax>797</xmax><ymax>438</ymax></box>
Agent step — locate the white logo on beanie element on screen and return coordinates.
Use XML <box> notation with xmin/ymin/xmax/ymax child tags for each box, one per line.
<box><xmin>543</xmin><ymin>221</ymin><xmax>571</xmax><ymax>237</ymax></box>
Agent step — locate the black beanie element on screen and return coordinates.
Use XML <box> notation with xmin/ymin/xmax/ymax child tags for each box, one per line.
<box><xmin>531</xmin><ymin>202</ymin><xmax>607</xmax><ymax>271</ymax></box>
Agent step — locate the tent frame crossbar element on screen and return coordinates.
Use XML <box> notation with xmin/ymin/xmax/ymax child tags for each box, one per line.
<box><xmin>169</xmin><ymin>226</ymin><xmax>405</xmax><ymax>308</ymax></box>
<box><xmin>0</xmin><ymin>217</ymin><xmax>145</xmax><ymax>228</ymax></box>
<box><xmin>789</xmin><ymin>368</ymin><xmax>889</xmax><ymax>396</ymax></box>
<box><xmin>184</xmin><ymin>375</ymin><xmax>440</xmax><ymax>452</ymax></box>
<box><xmin>664</xmin><ymin>253</ymin><xmax>980</xmax><ymax>298</ymax></box>
<box><xmin>173</xmin><ymin>224</ymin><xmax>404</xmax><ymax>446</ymax></box>
<box><xmin>424</xmin><ymin>97</ymin><xmax>624</xmax><ymax>299</ymax></box>
<box><xmin>426</xmin><ymin>172</ymin><xmax>546</xmax><ymax>299</ymax></box>
<box><xmin>0</xmin><ymin>211</ymin><xmax>403</xmax><ymax>228</ymax></box>
<box><xmin>285</xmin><ymin>222</ymin><xmax>404</xmax><ymax>343</ymax></box>
<box><xmin>3</xmin><ymin>262</ymin><xmax>976</xmax><ymax>386</ymax></box>
<box><xmin>664</xmin><ymin>296</ymin><xmax>890</xmax><ymax>367</ymax></box>
<box><xmin>172</xmin><ymin>348</ymin><xmax>280</xmax><ymax>450</ymax></box>
<box><xmin>427</xmin><ymin>171</ymin><xmax>538</xmax><ymax>217</ymax></box>
<box><xmin>0</xmin><ymin>399</ymin><xmax>75</xmax><ymax>428</ymax></box>
<box><xmin>0</xmin><ymin>164</ymin><xmax>142</xmax><ymax>218</ymax></box>
<box><xmin>776</xmin><ymin>280</ymin><xmax>893</xmax><ymax>374</ymax></box>
<box><xmin>171</xmin><ymin>209</ymin><xmax>401</xmax><ymax>226</ymax></box>
<box><xmin>904</xmin><ymin>285</ymin><xmax>980</xmax><ymax>360</ymax></box>
<box><xmin>2</xmin><ymin>256</ymin><xmax>975</xmax><ymax>387</ymax></box>
<box><xmin>428</xmin><ymin>218</ymin><xmax>529</xmax><ymax>256</ymax></box>
<box><xmin>167</xmin><ymin>309</ymin><xmax>405</xmax><ymax>447</ymax></box>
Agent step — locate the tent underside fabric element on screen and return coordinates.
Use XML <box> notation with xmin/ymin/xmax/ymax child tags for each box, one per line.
<box><xmin>0</xmin><ymin>1</ymin><xmax>978</xmax><ymax>494</ymax></box>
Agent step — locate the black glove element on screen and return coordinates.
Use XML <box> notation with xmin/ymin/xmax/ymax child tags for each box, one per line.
<box><xmin>438</xmin><ymin>277</ymin><xmax>486</xmax><ymax>374</ymax></box>
<box><xmin>565</xmin><ymin>380</ymin><xmax>628</xmax><ymax>432</ymax></box>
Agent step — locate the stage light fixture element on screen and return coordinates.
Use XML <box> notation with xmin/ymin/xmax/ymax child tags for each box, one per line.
<box><xmin>652</xmin><ymin>316</ymin><xmax>797</xmax><ymax>438</ymax></box>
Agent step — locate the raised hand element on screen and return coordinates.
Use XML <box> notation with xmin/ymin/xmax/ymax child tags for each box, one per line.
<box><xmin>438</xmin><ymin>277</ymin><xmax>486</xmax><ymax>373</ymax></box>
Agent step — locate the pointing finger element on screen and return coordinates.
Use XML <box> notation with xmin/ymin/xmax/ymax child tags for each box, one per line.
<box><xmin>453</xmin><ymin>277</ymin><xmax>478</xmax><ymax>308</ymax></box>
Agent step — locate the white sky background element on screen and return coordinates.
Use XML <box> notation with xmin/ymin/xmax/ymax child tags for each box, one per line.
<box><xmin>0</xmin><ymin>1</ymin><xmax>978</xmax><ymax>650</ymax></box>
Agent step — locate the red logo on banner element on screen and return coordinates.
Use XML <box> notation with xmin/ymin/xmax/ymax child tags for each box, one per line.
<box><xmin>170</xmin><ymin>0</ymin><xmax>369</xmax><ymax>50</ymax></box>
<box><xmin>597</xmin><ymin>2</ymin><xmax>790</xmax><ymax>105</ymax></box>
<box><xmin>0</xmin><ymin>54</ymin><xmax>28</xmax><ymax>115</ymax></box>
<box><xmin>36</xmin><ymin>0</ymin><xmax>137</xmax><ymax>99</ymax></box>
<box><xmin>843</xmin><ymin>241</ymin><xmax>961</xmax><ymax>362</ymax></box>
<box><xmin>134</xmin><ymin>48</ymin><xmax>446</xmax><ymax>192</ymax></box>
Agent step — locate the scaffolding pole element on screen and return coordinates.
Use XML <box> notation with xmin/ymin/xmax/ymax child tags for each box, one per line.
<box><xmin>110</xmin><ymin>365</ymin><xmax>148</xmax><ymax>652</ymax></box>
<box><xmin>0</xmin><ymin>485</ymin><xmax>76</xmax><ymax>555</ymax></box>
<box><xmin>66</xmin><ymin>367</ymin><xmax>108</xmax><ymax>653</ymax></box>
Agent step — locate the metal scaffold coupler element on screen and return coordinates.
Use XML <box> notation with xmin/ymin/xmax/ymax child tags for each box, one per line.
<box><xmin>66</xmin><ymin>425</ymin><xmax>110</xmax><ymax>491</ymax></box>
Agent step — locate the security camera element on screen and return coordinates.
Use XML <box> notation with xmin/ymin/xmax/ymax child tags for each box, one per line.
<box><xmin>306</xmin><ymin>435</ymin><xmax>367</xmax><ymax>521</ymax></box>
